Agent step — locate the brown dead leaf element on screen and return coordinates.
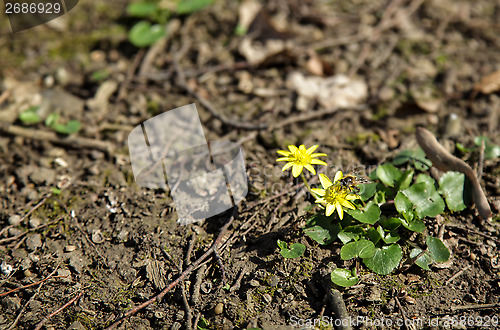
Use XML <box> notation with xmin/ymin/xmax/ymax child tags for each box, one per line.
<box><xmin>306</xmin><ymin>52</ymin><xmax>334</xmax><ymax>77</ymax></box>
<box><xmin>474</xmin><ymin>69</ymin><xmax>500</xmax><ymax>95</ymax></box>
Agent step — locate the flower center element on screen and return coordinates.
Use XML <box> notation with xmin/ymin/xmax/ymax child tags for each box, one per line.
<box><xmin>324</xmin><ymin>185</ymin><xmax>343</xmax><ymax>203</ymax></box>
<box><xmin>293</xmin><ymin>150</ymin><xmax>311</xmax><ymax>165</ymax></box>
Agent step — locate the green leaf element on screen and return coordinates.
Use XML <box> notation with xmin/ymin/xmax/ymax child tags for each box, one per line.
<box><xmin>393</xmin><ymin>149</ymin><xmax>432</xmax><ymax>170</ymax></box>
<box><xmin>366</xmin><ymin>227</ymin><xmax>381</xmax><ymax>244</ymax></box>
<box><xmin>330</xmin><ymin>268</ymin><xmax>359</xmax><ymax>287</ymax></box>
<box><xmin>19</xmin><ymin>106</ymin><xmax>41</xmax><ymax>124</ymax></box>
<box><xmin>376</xmin><ymin>226</ymin><xmax>400</xmax><ymax>244</ymax></box>
<box><xmin>304</xmin><ymin>213</ymin><xmax>341</xmax><ymax>245</ymax></box>
<box><xmin>426</xmin><ymin>237</ymin><xmax>450</xmax><ymax>263</ymax></box>
<box><xmin>474</xmin><ymin>136</ymin><xmax>500</xmax><ymax>160</ymax></box>
<box><xmin>415</xmin><ymin>173</ymin><xmax>435</xmax><ymax>186</ymax></box>
<box><xmin>197</xmin><ymin>316</ymin><xmax>209</xmax><ymax>330</ymax></box>
<box><xmin>53</xmin><ymin>120</ymin><xmax>81</xmax><ymax>135</ymax></box>
<box><xmin>340</xmin><ymin>239</ymin><xmax>375</xmax><ymax>260</ymax></box>
<box><xmin>45</xmin><ymin>113</ymin><xmax>60</xmax><ymax>127</ymax></box>
<box><xmin>277</xmin><ymin>240</ymin><xmax>305</xmax><ymax>259</ymax></box>
<box><xmin>377</xmin><ymin>164</ymin><xmax>402</xmax><ymax>187</ymax></box>
<box><xmin>402</xmin><ymin>182</ymin><xmax>445</xmax><ymax>218</ymax></box>
<box><xmin>438</xmin><ymin>171</ymin><xmax>466</xmax><ymax>212</ymax></box>
<box><xmin>346</xmin><ymin>202</ymin><xmax>380</xmax><ymax>225</ymax></box>
<box><xmin>127</xmin><ymin>2</ymin><xmax>158</xmax><ymax>17</ymax></box>
<box><xmin>394</xmin><ymin>191</ymin><xmax>414</xmax><ymax>221</ymax></box>
<box><xmin>51</xmin><ymin>187</ymin><xmax>62</xmax><ymax>195</ymax></box>
<box><xmin>396</xmin><ymin>169</ymin><xmax>414</xmax><ymax>190</ymax></box>
<box><xmin>379</xmin><ymin>217</ymin><xmax>401</xmax><ymax>231</ymax></box>
<box><xmin>456</xmin><ymin>142</ymin><xmax>475</xmax><ymax>154</ymax></box>
<box><xmin>234</xmin><ymin>23</ymin><xmax>247</xmax><ymax>36</ymax></box>
<box><xmin>358</xmin><ymin>182</ymin><xmax>377</xmax><ymax>201</ymax></box>
<box><xmin>129</xmin><ymin>21</ymin><xmax>166</xmax><ymax>47</ymax></box>
<box><xmin>176</xmin><ymin>0</ymin><xmax>213</xmax><ymax>15</ymax></box>
<box><xmin>400</xmin><ymin>218</ymin><xmax>425</xmax><ymax>233</ymax></box>
<box><xmin>363</xmin><ymin>244</ymin><xmax>402</xmax><ymax>275</ymax></box>
<box><xmin>410</xmin><ymin>248</ymin><xmax>432</xmax><ymax>270</ymax></box>
<box><xmin>337</xmin><ymin>226</ymin><xmax>364</xmax><ymax>244</ymax></box>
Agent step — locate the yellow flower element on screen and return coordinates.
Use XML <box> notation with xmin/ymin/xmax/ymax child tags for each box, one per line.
<box><xmin>276</xmin><ymin>144</ymin><xmax>327</xmax><ymax>177</ymax></box>
<box><xmin>311</xmin><ymin>171</ymin><xmax>360</xmax><ymax>220</ymax></box>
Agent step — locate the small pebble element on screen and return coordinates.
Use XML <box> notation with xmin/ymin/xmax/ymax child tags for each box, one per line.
<box><xmin>249</xmin><ymin>279</ymin><xmax>260</xmax><ymax>287</ymax></box>
<box><xmin>91</xmin><ymin>230</ymin><xmax>104</xmax><ymax>244</ymax></box>
<box><xmin>1</xmin><ymin>261</ymin><xmax>13</xmax><ymax>275</ymax></box>
<box><xmin>262</xmin><ymin>293</ymin><xmax>272</xmax><ymax>304</ymax></box>
<box><xmin>8</xmin><ymin>214</ymin><xmax>22</xmax><ymax>226</ymax></box>
<box><xmin>29</xmin><ymin>217</ymin><xmax>41</xmax><ymax>228</ymax></box>
<box><xmin>214</xmin><ymin>302</ymin><xmax>224</xmax><ymax>314</ymax></box>
<box><xmin>64</xmin><ymin>245</ymin><xmax>77</xmax><ymax>252</ymax></box>
<box><xmin>404</xmin><ymin>296</ymin><xmax>417</xmax><ymax>304</ymax></box>
<box><xmin>24</xmin><ymin>270</ymin><xmax>32</xmax><ymax>277</ymax></box>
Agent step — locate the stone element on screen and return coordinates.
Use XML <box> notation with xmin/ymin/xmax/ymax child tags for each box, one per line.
<box><xmin>26</xmin><ymin>234</ymin><xmax>43</xmax><ymax>251</ymax></box>
<box><xmin>8</xmin><ymin>214</ymin><xmax>22</xmax><ymax>226</ymax></box>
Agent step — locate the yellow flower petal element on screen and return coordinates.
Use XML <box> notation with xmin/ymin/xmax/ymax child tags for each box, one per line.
<box><xmin>276</xmin><ymin>157</ymin><xmax>294</xmax><ymax>162</ymax></box>
<box><xmin>304</xmin><ymin>164</ymin><xmax>316</xmax><ymax>175</ymax></box>
<box><xmin>298</xmin><ymin>145</ymin><xmax>307</xmax><ymax>152</ymax></box>
<box><xmin>310</xmin><ymin>153</ymin><xmax>327</xmax><ymax>158</ymax></box>
<box><xmin>336</xmin><ymin>201</ymin><xmax>344</xmax><ymax>220</ymax></box>
<box><xmin>340</xmin><ymin>199</ymin><xmax>356</xmax><ymax>209</ymax></box>
<box><xmin>288</xmin><ymin>145</ymin><xmax>298</xmax><ymax>153</ymax></box>
<box><xmin>306</xmin><ymin>145</ymin><xmax>319</xmax><ymax>154</ymax></box>
<box><xmin>277</xmin><ymin>150</ymin><xmax>291</xmax><ymax>156</ymax></box>
<box><xmin>282</xmin><ymin>162</ymin><xmax>294</xmax><ymax>171</ymax></box>
<box><xmin>311</xmin><ymin>159</ymin><xmax>327</xmax><ymax>166</ymax></box>
<box><xmin>326</xmin><ymin>204</ymin><xmax>336</xmax><ymax>217</ymax></box>
<box><xmin>311</xmin><ymin>188</ymin><xmax>325</xmax><ymax>197</ymax></box>
<box><xmin>334</xmin><ymin>171</ymin><xmax>343</xmax><ymax>183</ymax></box>
<box><xmin>292</xmin><ymin>164</ymin><xmax>303</xmax><ymax>177</ymax></box>
<box><xmin>318</xmin><ymin>173</ymin><xmax>333</xmax><ymax>189</ymax></box>
<box><xmin>345</xmin><ymin>194</ymin><xmax>360</xmax><ymax>200</ymax></box>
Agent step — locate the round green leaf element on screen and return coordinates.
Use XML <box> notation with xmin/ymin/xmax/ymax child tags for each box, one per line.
<box><xmin>278</xmin><ymin>241</ymin><xmax>305</xmax><ymax>259</ymax></box>
<box><xmin>359</xmin><ymin>182</ymin><xmax>377</xmax><ymax>201</ymax></box>
<box><xmin>363</xmin><ymin>244</ymin><xmax>402</xmax><ymax>275</ymax></box>
<box><xmin>426</xmin><ymin>237</ymin><xmax>450</xmax><ymax>263</ymax></box>
<box><xmin>331</xmin><ymin>268</ymin><xmax>359</xmax><ymax>287</ymax></box>
<box><xmin>45</xmin><ymin>113</ymin><xmax>59</xmax><ymax>127</ymax></box>
<box><xmin>396</xmin><ymin>169</ymin><xmax>414</xmax><ymax>190</ymax></box>
<box><xmin>53</xmin><ymin>120</ymin><xmax>81</xmax><ymax>134</ymax></box>
<box><xmin>127</xmin><ymin>2</ymin><xmax>158</xmax><ymax>17</ymax></box>
<box><xmin>304</xmin><ymin>214</ymin><xmax>341</xmax><ymax>245</ymax></box>
<box><xmin>376</xmin><ymin>226</ymin><xmax>400</xmax><ymax>244</ymax></box>
<box><xmin>347</xmin><ymin>202</ymin><xmax>380</xmax><ymax>225</ymax></box>
<box><xmin>379</xmin><ymin>217</ymin><xmax>402</xmax><ymax>231</ymax></box>
<box><xmin>340</xmin><ymin>239</ymin><xmax>375</xmax><ymax>260</ymax></box>
<box><xmin>19</xmin><ymin>106</ymin><xmax>41</xmax><ymax>124</ymax></box>
<box><xmin>438</xmin><ymin>171</ymin><xmax>467</xmax><ymax>212</ymax></box>
<box><xmin>400</xmin><ymin>218</ymin><xmax>425</xmax><ymax>233</ymax></box>
<box><xmin>377</xmin><ymin>164</ymin><xmax>402</xmax><ymax>187</ymax></box>
<box><xmin>129</xmin><ymin>21</ymin><xmax>166</xmax><ymax>47</ymax></box>
<box><xmin>402</xmin><ymin>182</ymin><xmax>445</xmax><ymax>218</ymax></box>
<box><xmin>394</xmin><ymin>191</ymin><xmax>414</xmax><ymax>221</ymax></box>
<box><xmin>410</xmin><ymin>248</ymin><xmax>432</xmax><ymax>270</ymax></box>
<box><xmin>337</xmin><ymin>227</ymin><xmax>364</xmax><ymax>244</ymax></box>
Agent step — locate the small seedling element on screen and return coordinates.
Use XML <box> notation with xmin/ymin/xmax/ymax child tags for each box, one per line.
<box><xmin>277</xmin><ymin>240</ymin><xmax>305</xmax><ymax>259</ymax></box>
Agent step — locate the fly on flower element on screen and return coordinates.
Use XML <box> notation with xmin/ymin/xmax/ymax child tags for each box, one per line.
<box><xmin>336</xmin><ymin>173</ymin><xmax>371</xmax><ymax>193</ymax></box>
<box><xmin>312</xmin><ymin>171</ymin><xmax>361</xmax><ymax>220</ymax></box>
<box><xmin>276</xmin><ymin>144</ymin><xmax>327</xmax><ymax>178</ymax></box>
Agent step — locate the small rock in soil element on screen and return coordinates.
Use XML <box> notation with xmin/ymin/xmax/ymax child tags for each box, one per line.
<box><xmin>67</xmin><ymin>320</ymin><xmax>86</xmax><ymax>330</ymax></box>
<box><xmin>1</xmin><ymin>296</ymin><xmax>21</xmax><ymax>313</ymax></box>
<box><xmin>8</xmin><ymin>214</ymin><xmax>22</xmax><ymax>226</ymax></box>
<box><xmin>263</xmin><ymin>293</ymin><xmax>272</xmax><ymax>304</ymax></box>
<box><xmin>249</xmin><ymin>279</ymin><xmax>260</xmax><ymax>287</ymax></box>
<box><xmin>64</xmin><ymin>245</ymin><xmax>77</xmax><ymax>252</ymax></box>
<box><xmin>214</xmin><ymin>302</ymin><xmax>224</xmax><ymax>314</ymax></box>
<box><xmin>29</xmin><ymin>217</ymin><xmax>41</xmax><ymax>228</ymax></box>
<box><xmin>8</xmin><ymin>228</ymin><xmax>23</xmax><ymax>237</ymax></box>
<box><xmin>26</xmin><ymin>233</ymin><xmax>42</xmax><ymax>251</ymax></box>
<box><xmin>29</xmin><ymin>167</ymin><xmax>56</xmax><ymax>185</ymax></box>
<box><xmin>91</xmin><ymin>230</ymin><xmax>105</xmax><ymax>244</ymax></box>
<box><xmin>366</xmin><ymin>287</ymin><xmax>382</xmax><ymax>303</ymax></box>
<box><xmin>268</xmin><ymin>275</ymin><xmax>279</xmax><ymax>287</ymax></box>
<box><xmin>57</xmin><ymin>268</ymin><xmax>72</xmax><ymax>282</ymax></box>
<box><xmin>69</xmin><ymin>255</ymin><xmax>87</xmax><ymax>274</ymax></box>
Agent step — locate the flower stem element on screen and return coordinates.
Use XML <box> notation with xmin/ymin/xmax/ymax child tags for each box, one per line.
<box><xmin>300</xmin><ymin>172</ymin><xmax>312</xmax><ymax>194</ymax></box>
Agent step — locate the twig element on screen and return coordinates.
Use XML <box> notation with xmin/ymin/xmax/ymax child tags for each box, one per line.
<box><xmin>446</xmin><ymin>223</ymin><xmax>500</xmax><ymax>244</ymax></box>
<box><xmin>445</xmin><ymin>265</ymin><xmax>471</xmax><ymax>286</ymax></box>
<box><xmin>394</xmin><ymin>296</ymin><xmax>410</xmax><ymax>330</ymax></box>
<box><xmin>0</xmin><ymin>274</ymin><xmax>68</xmax><ymax>297</ymax></box>
<box><xmin>185</xmin><ymin>233</ymin><xmax>196</xmax><ymax>269</ymax></box>
<box><xmin>326</xmin><ymin>289</ymin><xmax>352</xmax><ymax>330</ymax></box>
<box><xmin>117</xmin><ymin>48</ymin><xmax>145</xmax><ymax>101</ymax></box>
<box><xmin>477</xmin><ymin>139</ymin><xmax>485</xmax><ymax>180</ymax></box>
<box><xmin>106</xmin><ymin>207</ymin><xmax>237</xmax><ymax>330</ymax></box>
<box><xmin>416</xmin><ymin>127</ymin><xmax>492</xmax><ymax>220</ymax></box>
<box><xmin>213</xmin><ymin>249</ymin><xmax>227</xmax><ymax>286</ymax></box>
<box><xmin>6</xmin><ymin>260</ymin><xmax>61</xmax><ymax>330</ymax></box>
<box><xmin>0</xmin><ymin>124</ymin><xmax>114</xmax><ymax>155</ymax></box>
<box><xmin>451</xmin><ymin>302</ymin><xmax>500</xmax><ymax>311</ymax></box>
<box><xmin>34</xmin><ymin>291</ymin><xmax>84</xmax><ymax>330</ymax></box>
<box><xmin>191</xmin><ymin>264</ymin><xmax>207</xmax><ymax>304</ymax></box>
<box><xmin>173</xmin><ymin>45</ymin><xmax>268</xmax><ymax>131</ymax></box>
<box><xmin>0</xmin><ymin>215</ymin><xmax>64</xmax><ymax>245</ymax></box>
<box><xmin>230</xmin><ymin>264</ymin><xmax>247</xmax><ymax>293</ymax></box>
<box><xmin>181</xmin><ymin>281</ymin><xmax>193</xmax><ymax>330</ymax></box>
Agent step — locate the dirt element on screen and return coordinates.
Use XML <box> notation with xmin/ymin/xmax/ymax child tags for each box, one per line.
<box><xmin>1</xmin><ymin>0</ymin><xmax>500</xmax><ymax>329</ymax></box>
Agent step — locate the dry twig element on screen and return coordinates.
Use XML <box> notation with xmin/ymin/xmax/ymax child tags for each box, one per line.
<box><xmin>34</xmin><ymin>291</ymin><xmax>84</xmax><ymax>330</ymax></box>
<box><xmin>106</xmin><ymin>207</ymin><xmax>237</xmax><ymax>330</ymax></box>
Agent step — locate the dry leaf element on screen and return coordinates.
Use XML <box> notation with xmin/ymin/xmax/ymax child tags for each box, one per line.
<box><xmin>306</xmin><ymin>52</ymin><xmax>334</xmax><ymax>77</ymax></box>
<box><xmin>474</xmin><ymin>70</ymin><xmax>500</xmax><ymax>94</ymax></box>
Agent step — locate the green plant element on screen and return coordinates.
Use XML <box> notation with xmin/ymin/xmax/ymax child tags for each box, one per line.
<box><xmin>277</xmin><ymin>240</ymin><xmax>305</xmax><ymax>259</ymax></box>
<box><xmin>277</xmin><ymin>146</ymin><xmax>464</xmax><ymax>287</ymax></box>
<box><xmin>126</xmin><ymin>0</ymin><xmax>213</xmax><ymax>48</ymax></box>
<box><xmin>18</xmin><ymin>108</ymin><xmax>81</xmax><ymax>135</ymax></box>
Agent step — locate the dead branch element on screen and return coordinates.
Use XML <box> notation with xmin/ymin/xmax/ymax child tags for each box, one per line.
<box><xmin>416</xmin><ymin>127</ymin><xmax>492</xmax><ymax>220</ymax></box>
